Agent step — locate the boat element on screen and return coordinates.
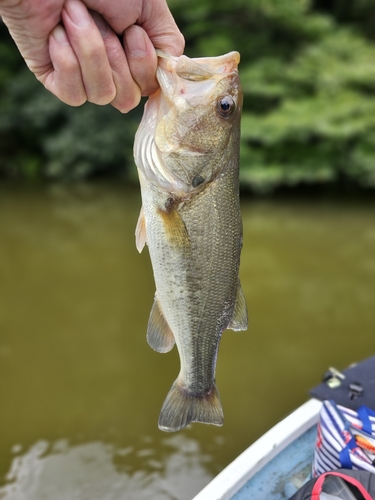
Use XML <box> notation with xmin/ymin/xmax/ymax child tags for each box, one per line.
<box><xmin>193</xmin><ymin>398</ymin><xmax>321</xmax><ymax>500</ymax></box>
<box><xmin>193</xmin><ymin>356</ymin><xmax>375</xmax><ymax>500</ymax></box>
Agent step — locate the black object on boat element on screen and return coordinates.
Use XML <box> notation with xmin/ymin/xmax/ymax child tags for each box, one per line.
<box><xmin>310</xmin><ymin>356</ymin><xmax>375</xmax><ymax>411</ymax></box>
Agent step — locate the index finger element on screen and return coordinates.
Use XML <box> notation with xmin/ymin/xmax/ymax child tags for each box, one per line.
<box><xmin>83</xmin><ymin>0</ymin><xmax>185</xmax><ymax>56</ymax></box>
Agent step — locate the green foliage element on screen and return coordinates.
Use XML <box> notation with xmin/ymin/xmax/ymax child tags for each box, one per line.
<box><xmin>238</xmin><ymin>26</ymin><xmax>375</xmax><ymax>190</ymax></box>
<box><xmin>1</xmin><ymin>1</ymin><xmax>375</xmax><ymax>190</ymax></box>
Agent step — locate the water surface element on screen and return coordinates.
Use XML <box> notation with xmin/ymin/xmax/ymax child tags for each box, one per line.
<box><xmin>0</xmin><ymin>182</ymin><xmax>374</xmax><ymax>499</ymax></box>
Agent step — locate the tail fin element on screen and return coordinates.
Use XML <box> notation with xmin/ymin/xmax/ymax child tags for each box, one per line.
<box><xmin>158</xmin><ymin>379</ymin><xmax>224</xmax><ymax>432</ymax></box>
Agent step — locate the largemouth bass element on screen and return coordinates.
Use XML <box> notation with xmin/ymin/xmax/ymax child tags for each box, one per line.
<box><xmin>134</xmin><ymin>51</ymin><xmax>248</xmax><ymax>432</ymax></box>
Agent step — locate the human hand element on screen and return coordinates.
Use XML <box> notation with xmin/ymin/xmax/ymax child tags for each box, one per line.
<box><xmin>0</xmin><ymin>0</ymin><xmax>184</xmax><ymax>112</ymax></box>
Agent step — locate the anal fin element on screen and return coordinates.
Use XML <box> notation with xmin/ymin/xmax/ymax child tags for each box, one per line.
<box><xmin>228</xmin><ymin>282</ymin><xmax>248</xmax><ymax>331</ymax></box>
<box><xmin>135</xmin><ymin>206</ymin><xmax>147</xmax><ymax>253</ymax></box>
<box><xmin>147</xmin><ymin>297</ymin><xmax>175</xmax><ymax>353</ymax></box>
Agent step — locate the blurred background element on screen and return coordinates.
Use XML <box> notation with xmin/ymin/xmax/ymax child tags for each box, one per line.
<box><xmin>1</xmin><ymin>1</ymin><xmax>375</xmax><ymax>499</ymax></box>
<box><xmin>2</xmin><ymin>0</ymin><xmax>375</xmax><ymax>189</ymax></box>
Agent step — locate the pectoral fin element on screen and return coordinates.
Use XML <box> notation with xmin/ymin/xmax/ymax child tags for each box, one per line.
<box><xmin>135</xmin><ymin>206</ymin><xmax>147</xmax><ymax>253</ymax></box>
<box><xmin>158</xmin><ymin>204</ymin><xmax>189</xmax><ymax>248</ymax></box>
<box><xmin>228</xmin><ymin>282</ymin><xmax>248</xmax><ymax>331</ymax></box>
<box><xmin>147</xmin><ymin>297</ymin><xmax>175</xmax><ymax>353</ymax></box>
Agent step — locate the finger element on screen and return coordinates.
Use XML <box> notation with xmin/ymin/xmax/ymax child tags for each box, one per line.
<box><xmin>124</xmin><ymin>25</ymin><xmax>158</xmax><ymax>97</ymax></box>
<box><xmin>90</xmin><ymin>12</ymin><xmax>142</xmax><ymax>112</ymax></box>
<box><xmin>0</xmin><ymin>3</ymin><xmax>62</xmax><ymax>81</ymax></box>
<box><xmin>62</xmin><ymin>0</ymin><xmax>116</xmax><ymax>105</ymax></box>
<box><xmin>137</xmin><ymin>0</ymin><xmax>185</xmax><ymax>57</ymax></box>
<box><xmin>45</xmin><ymin>25</ymin><xmax>87</xmax><ymax>106</ymax></box>
<box><xmin>83</xmin><ymin>0</ymin><xmax>185</xmax><ymax>56</ymax></box>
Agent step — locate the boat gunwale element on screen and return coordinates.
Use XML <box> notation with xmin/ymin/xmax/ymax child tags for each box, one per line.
<box><xmin>193</xmin><ymin>398</ymin><xmax>322</xmax><ymax>500</ymax></box>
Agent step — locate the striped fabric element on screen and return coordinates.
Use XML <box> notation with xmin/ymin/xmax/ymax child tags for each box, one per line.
<box><xmin>313</xmin><ymin>400</ymin><xmax>375</xmax><ymax>477</ymax></box>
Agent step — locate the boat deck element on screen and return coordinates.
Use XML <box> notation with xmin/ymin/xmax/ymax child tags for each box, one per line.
<box><xmin>193</xmin><ymin>399</ymin><xmax>322</xmax><ymax>500</ymax></box>
<box><xmin>232</xmin><ymin>425</ymin><xmax>316</xmax><ymax>499</ymax></box>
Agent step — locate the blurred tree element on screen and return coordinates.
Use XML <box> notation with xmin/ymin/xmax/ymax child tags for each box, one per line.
<box><xmin>1</xmin><ymin>0</ymin><xmax>375</xmax><ymax>191</ymax></box>
<box><xmin>313</xmin><ymin>0</ymin><xmax>375</xmax><ymax>39</ymax></box>
<box><xmin>239</xmin><ymin>28</ymin><xmax>375</xmax><ymax>190</ymax></box>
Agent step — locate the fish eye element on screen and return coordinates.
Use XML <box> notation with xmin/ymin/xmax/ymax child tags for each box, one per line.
<box><xmin>217</xmin><ymin>96</ymin><xmax>235</xmax><ymax>118</ymax></box>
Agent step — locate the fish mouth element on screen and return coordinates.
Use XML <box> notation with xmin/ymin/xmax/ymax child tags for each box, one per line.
<box><xmin>157</xmin><ymin>50</ymin><xmax>240</xmax><ymax>80</ymax></box>
<box><xmin>156</xmin><ymin>51</ymin><xmax>240</xmax><ymax>104</ymax></box>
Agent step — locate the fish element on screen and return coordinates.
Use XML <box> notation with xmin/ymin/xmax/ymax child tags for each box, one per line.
<box><xmin>134</xmin><ymin>50</ymin><xmax>248</xmax><ymax>432</ymax></box>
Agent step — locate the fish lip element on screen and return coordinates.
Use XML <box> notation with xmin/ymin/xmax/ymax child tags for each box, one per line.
<box><xmin>156</xmin><ymin>50</ymin><xmax>240</xmax><ymax>79</ymax></box>
<box><xmin>155</xmin><ymin>51</ymin><xmax>240</xmax><ymax>103</ymax></box>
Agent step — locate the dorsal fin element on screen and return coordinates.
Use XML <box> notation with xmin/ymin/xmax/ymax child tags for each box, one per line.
<box><xmin>228</xmin><ymin>282</ymin><xmax>248</xmax><ymax>331</ymax></box>
<box><xmin>135</xmin><ymin>206</ymin><xmax>147</xmax><ymax>253</ymax></box>
<box><xmin>147</xmin><ymin>297</ymin><xmax>175</xmax><ymax>353</ymax></box>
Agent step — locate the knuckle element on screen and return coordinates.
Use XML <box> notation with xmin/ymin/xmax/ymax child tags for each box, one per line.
<box><xmin>106</xmin><ymin>43</ymin><xmax>126</xmax><ymax>64</ymax></box>
<box><xmin>64</xmin><ymin>57</ymin><xmax>81</xmax><ymax>75</ymax></box>
<box><xmin>67</xmin><ymin>92</ymin><xmax>87</xmax><ymax>107</ymax></box>
<box><xmin>88</xmin><ymin>82</ymin><xmax>116</xmax><ymax>105</ymax></box>
<box><xmin>58</xmin><ymin>84</ymin><xmax>87</xmax><ymax>106</ymax></box>
<box><xmin>113</xmin><ymin>91</ymin><xmax>141</xmax><ymax>114</ymax></box>
<box><xmin>174</xmin><ymin>31</ymin><xmax>185</xmax><ymax>54</ymax></box>
<box><xmin>140</xmin><ymin>81</ymin><xmax>159</xmax><ymax>98</ymax></box>
<box><xmin>43</xmin><ymin>74</ymin><xmax>87</xmax><ymax>107</ymax></box>
<box><xmin>83</xmin><ymin>40</ymin><xmax>106</xmax><ymax>61</ymax></box>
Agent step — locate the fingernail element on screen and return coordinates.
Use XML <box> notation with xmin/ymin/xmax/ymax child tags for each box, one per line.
<box><xmin>125</xmin><ymin>26</ymin><xmax>147</xmax><ymax>58</ymax></box>
<box><xmin>65</xmin><ymin>0</ymin><xmax>91</xmax><ymax>28</ymax></box>
<box><xmin>53</xmin><ymin>25</ymin><xmax>70</xmax><ymax>45</ymax></box>
<box><xmin>91</xmin><ymin>11</ymin><xmax>108</xmax><ymax>36</ymax></box>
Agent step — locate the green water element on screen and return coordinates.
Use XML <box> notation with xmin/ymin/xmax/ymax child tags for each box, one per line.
<box><xmin>0</xmin><ymin>182</ymin><xmax>374</xmax><ymax>499</ymax></box>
